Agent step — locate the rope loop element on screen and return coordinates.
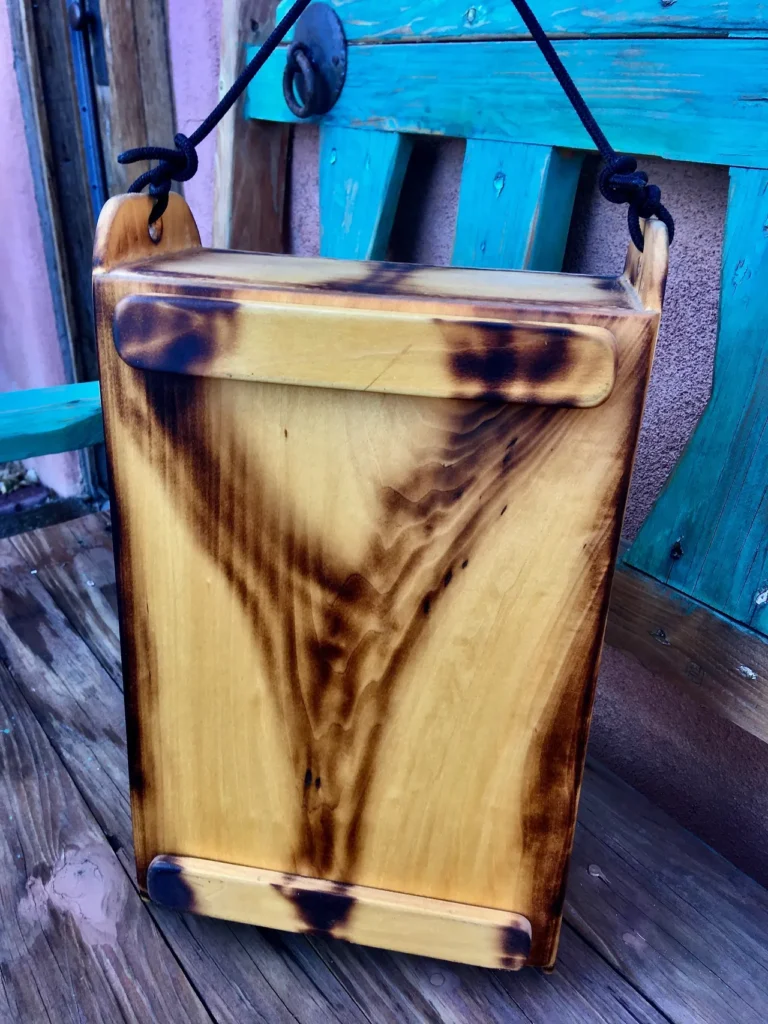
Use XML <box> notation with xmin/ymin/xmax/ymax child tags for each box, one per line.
<box><xmin>117</xmin><ymin>0</ymin><xmax>313</xmax><ymax>229</ymax></box>
<box><xmin>599</xmin><ymin>156</ymin><xmax>675</xmax><ymax>251</ymax></box>
<box><xmin>118</xmin><ymin>133</ymin><xmax>199</xmax><ymax>224</ymax></box>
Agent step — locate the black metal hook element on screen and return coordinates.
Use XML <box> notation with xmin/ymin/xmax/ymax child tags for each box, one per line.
<box><xmin>281</xmin><ymin>3</ymin><xmax>346</xmax><ymax>119</ymax></box>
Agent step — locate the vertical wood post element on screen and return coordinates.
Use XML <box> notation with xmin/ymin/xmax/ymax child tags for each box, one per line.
<box><xmin>213</xmin><ymin>0</ymin><xmax>290</xmax><ymax>251</ymax></box>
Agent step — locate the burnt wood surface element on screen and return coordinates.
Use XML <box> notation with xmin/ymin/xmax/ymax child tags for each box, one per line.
<box><xmin>2</xmin><ymin>511</ymin><xmax>768</xmax><ymax>1019</ymax></box>
<box><xmin>93</xmin><ymin>194</ymin><xmax>666</xmax><ymax>967</ymax></box>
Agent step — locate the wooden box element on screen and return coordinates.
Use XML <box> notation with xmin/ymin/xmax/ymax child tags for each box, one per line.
<box><xmin>94</xmin><ymin>193</ymin><xmax>667</xmax><ymax>969</ymax></box>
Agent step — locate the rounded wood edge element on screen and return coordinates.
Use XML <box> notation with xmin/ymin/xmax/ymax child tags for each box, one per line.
<box><xmin>146</xmin><ymin>853</ymin><xmax>536</xmax><ymax>969</ymax></box>
<box><xmin>623</xmin><ymin>218</ymin><xmax>670</xmax><ymax>314</ymax></box>
<box><xmin>93</xmin><ymin>193</ymin><xmax>202</xmax><ymax>273</ymax></box>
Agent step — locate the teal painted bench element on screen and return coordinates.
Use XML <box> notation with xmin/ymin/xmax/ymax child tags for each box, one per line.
<box><xmin>0</xmin><ymin>381</ymin><xmax>103</xmax><ymax>463</ymax></box>
<box><xmin>242</xmin><ymin>0</ymin><xmax>768</xmax><ymax>739</ymax></box>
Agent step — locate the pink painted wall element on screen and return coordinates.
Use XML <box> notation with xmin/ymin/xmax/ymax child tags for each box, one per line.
<box><xmin>0</xmin><ymin>3</ymin><xmax>82</xmax><ymax>495</ymax></box>
<box><xmin>174</xmin><ymin>0</ymin><xmax>768</xmax><ymax>884</ymax></box>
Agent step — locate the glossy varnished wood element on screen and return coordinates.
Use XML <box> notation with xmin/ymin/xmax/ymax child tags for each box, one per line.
<box><xmin>112</xmin><ymin>294</ymin><xmax>618</xmax><ymax>406</ymax></box>
<box><xmin>147</xmin><ymin>855</ymin><xmax>532</xmax><ymax>969</ymax></box>
<box><xmin>94</xmin><ymin>193</ymin><xmax>666</xmax><ymax>968</ymax></box>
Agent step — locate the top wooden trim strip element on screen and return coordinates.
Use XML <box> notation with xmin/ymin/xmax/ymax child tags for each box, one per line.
<box><xmin>275</xmin><ymin>0</ymin><xmax>768</xmax><ymax>41</ymax></box>
<box><xmin>113</xmin><ymin>293</ymin><xmax>618</xmax><ymax>407</ymax></box>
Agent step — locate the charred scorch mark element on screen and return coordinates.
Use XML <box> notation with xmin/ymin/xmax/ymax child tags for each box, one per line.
<box><xmin>147</xmin><ymin>858</ymin><xmax>197</xmax><ymax>913</ymax></box>
<box><xmin>305</xmin><ymin>260</ymin><xmax>421</xmax><ymax>297</ymax></box>
<box><xmin>118</xmin><ymin>344</ymin><xmax>569</xmax><ymax>890</ymax></box>
<box><xmin>498</xmin><ymin>919</ymin><xmax>533</xmax><ymax>969</ymax></box>
<box><xmin>519</xmin><ymin>332</ymin><xmax>653</xmax><ymax>965</ymax></box>
<box><xmin>113</xmin><ymin>293</ymin><xmax>239</xmax><ymax>375</ymax></box>
<box><xmin>274</xmin><ymin>879</ymin><xmax>355</xmax><ymax>934</ymax></box>
<box><xmin>304</xmin><ymin>401</ymin><xmax>571</xmax><ymax>877</ymax></box>
<box><xmin>106</xmin><ymin>452</ymin><xmax>160</xmax><ymax>882</ymax></box>
<box><xmin>440</xmin><ymin>320</ymin><xmax>571</xmax><ymax>401</ymax></box>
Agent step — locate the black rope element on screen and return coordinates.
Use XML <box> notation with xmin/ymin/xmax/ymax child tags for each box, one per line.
<box><xmin>118</xmin><ymin>0</ymin><xmax>312</xmax><ymax>224</ymax></box>
<box><xmin>508</xmin><ymin>0</ymin><xmax>674</xmax><ymax>250</ymax></box>
<box><xmin>120</xmin><ymin>0</ymin><xmax>673</xmax><ymax>249</ymax></box>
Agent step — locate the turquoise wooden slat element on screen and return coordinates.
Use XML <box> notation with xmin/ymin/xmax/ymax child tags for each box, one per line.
<box><xmin>452</xmin><ymin>141</ymin><xmax>583</xmax><ymax>271</ymax></box>
<box><xmin>276</xmin><ymin>0</ymin><xmax>768</xmax><ymax>40</ymax></box>
<box><xmin>0</xmin><ymin>381</ymin><xmax>104</xmax><ymax>462</ymax></box>
<box><xmin>319</xmin><ymin>127</ymin><xmax>413</xmax><ymax>260</ymax></box>
<box><xmin>627</xmin><ymin>167</ymin><xmax>768</xmax><ymax>634</ymax></box>
<box><xmin>245</xmin><ymin>39</ymin><xmax>768</xmax><ymax>168</ymax></box>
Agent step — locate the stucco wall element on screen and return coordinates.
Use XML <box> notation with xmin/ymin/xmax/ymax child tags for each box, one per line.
<box><xmin>161</xmin><ymin>0</ymin><xmax>768</xmax><ymax>884</ymax></box>
<box><xmin>0</xmin><ymin>2</ymin><xmax>82</xmax><ymax>495</ymax></box>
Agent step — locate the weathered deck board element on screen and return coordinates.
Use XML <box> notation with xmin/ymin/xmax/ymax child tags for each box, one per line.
<box><xmin>11</xmin><ymin>512</ymin><xmax>121</xmax><ymax>683</ymax></box>
<box><xmin>5</xmin><ymin>513</ymin><xmax>768</xmax><ymax>1022</ymax></box>
<box><xmin>569</xmin><ymin>761</ymin><xmax>768</xmax><ymax>1024</ymax></box>
<box><xmin>0</xmin><ymin>648</ymin><xmax>212</xmax><ymax>1022</ymax></box>
<box><xmin>0</xmin><ymin>545</ymin><xmax>133</xmax><ymax>851</ymax></box>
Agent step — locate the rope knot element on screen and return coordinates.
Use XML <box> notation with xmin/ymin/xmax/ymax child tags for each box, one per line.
<box><xmin>598</xmin><ymin>156</ymin><xmax>674</xmax><ymax>251</ymax></box>
<box><xmin>118</xmin><ymin>133</ymin><xmax>199</xmax><ymax>224</ymax></box>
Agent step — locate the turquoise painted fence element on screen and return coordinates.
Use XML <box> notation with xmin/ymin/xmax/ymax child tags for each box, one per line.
<box><xmin>246</xmin><ymin>38</ymin><xmax>768</xmax><ymax>167</ymax></box>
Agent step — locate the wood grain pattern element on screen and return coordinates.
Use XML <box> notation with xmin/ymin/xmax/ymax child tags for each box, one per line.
<box><xmin>0</xmin><ymin>534</ymin><xmax>369</xmax><ymax>1024</ymax></box>
<box><xmin>10</xmin><ymin>515</ymin><xmax>768</xmax><ymax>1019</ymax></box>
<box><xmin>148</xmin><ymin>855</ymin><xmax>532</xmax><ymax>969</ymax></box>
<box><xmin>10</xmin><ymin>512</ymin><xmax>121</xmax><ymax>682</ymax></box>
<box><xmin>607</xmin><ymin>556</ymin><xmax>768</xmax><ymax>744</ymax></box>
<box><xmin>213</xmin><ymin>0</ymin><xmax>289</xmax><ymax>251</ymax></box>
<box><xmin>112</xmin><ymin>294</ymin><xmax>618</xmax><ymax>406</ymax></box>
<box><xmin>569</xmin><ymin>761</ymin><xmax>768</xmax><ymax>1024</ymax></box>
<box><xmin>94</xmin><ymin>193</ymin><xmax>666</xmax><ymax>968</ymax></box>
<box><xmin>96</xmin><ymin>0</ymin><xmax>177</xmax><ymax>198</ymax></box>
<box><xmin>244</xmin><ymin>38</ymin><xmax>768</xmax><ymax>168</ymax></box>
<box><xmin>275</xmin><ymin>0</ymin><xmax>768</xmax><ymax>40</ymax></box>
<box><xmin>453</xmin><ymin>142</ymin><xmax>583</xmax><ymax>272</ymax></box>
<box><xmin>0</xmin><ymin>605</ymin><xmax>210</xmax><ymax>1022</ymax></box>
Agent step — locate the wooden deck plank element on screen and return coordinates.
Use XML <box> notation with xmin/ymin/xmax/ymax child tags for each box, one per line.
<box><xmin>11</xmin><ymin>512</ymin><xmax>121</xmax><ymax>684</ymax></box>
<box><xmin>303</xmin><ymin>924</ymin><xmax>670</xmax><ymax>1023</ymax></box>
<box><xmin>567</xmin><ymin>761</ymin><xmax>768</xmax><ymax>1024</ymax></box>
<box><xmin>0</xmin><ymin>550</ymin><xmax>133</xmax><ymax>850</ymax></box>
<box><xmin>6</xmin><ymin>515</ymin><xmax>768</xmax><ymax>1022</ymax></box>
<box><xmin>0</xmin><ymin>657</ymin><xmax>212</xmax><ymax>1022</ymax></box>
<box><xmin>607</xmin><ymin>556</ymin><xmax>768</xmax><ymax>744</ymax></box>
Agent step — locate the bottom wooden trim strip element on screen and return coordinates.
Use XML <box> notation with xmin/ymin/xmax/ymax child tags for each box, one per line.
<box><xmin>147</xmin><ymin>855</ymin><xmax>532</xmax><ymax>969</ymax></box>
